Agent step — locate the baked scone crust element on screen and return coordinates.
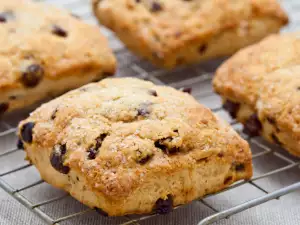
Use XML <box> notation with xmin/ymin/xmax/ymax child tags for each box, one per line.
<box><xmin>93</xmin><ymin>0</ymin><xmax>288</xmax><ymax>69</ymax></box>
<box><xmin>18</xmin><ymin>78</ymin><xmax>252</xmax><ymax>216</ymax></box>
<box><xmin>213</xmin><ymin>33</ymin><xmax>300</xmax><ymax>156</ymax></box>
<box><xmin>0</xmin><ymin>0</ymin><xmax>116</xmax><ymax>114</ymax></box>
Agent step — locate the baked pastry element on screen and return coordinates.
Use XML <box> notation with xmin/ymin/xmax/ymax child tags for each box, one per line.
<box><xmin>92</xmin><ymin>0</ymin><xmax>288</xmax><ymax>69</ymax></box>
<box><xmin>213</xmin><ymin>33</ymin><xmax>300</xmax><ymax>157</ymax></box>
<box><xmin>0</xmin><ymin>0</ymin><xmax>116</xmax><ymax>116</ymax></box>
<box><xmin>18</xmin><ymin>77</ymin><xmax>252</xmax><ymax>216</ymax></box>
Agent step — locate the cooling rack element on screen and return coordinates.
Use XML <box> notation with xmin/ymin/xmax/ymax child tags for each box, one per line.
<box><xmin>1</xmin><ymin>0</ymin><xmax>300</xmax><ymax>225</ymax></box>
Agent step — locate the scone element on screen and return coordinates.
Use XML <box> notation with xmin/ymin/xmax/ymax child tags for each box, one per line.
<box><xmin>93</xmin><ymin>0</ymin><xmax>288</xmax><ymax>69</ymax></box>
<box><xmin>18</xmin><ymin>77</ymin><xmax>252</xmax><ymax>216</ymax></box>
<box><xmin>0</xmin><ymin>0</ymin><xmax>116</xmax><ymax>116</ymax></box>
<box><xmin>213</xmin><ymin>33</ymin><xmax>300</xmax><ymax>157</ymax></box>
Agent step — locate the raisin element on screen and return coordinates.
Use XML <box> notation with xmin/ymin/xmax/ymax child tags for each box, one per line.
<box><xmin>155</xmin><ymin>195</ymin><xmax>173</xmax><ymax>214</ymax></box>
<box><xmin>151</xmin><ymin>2</ymin><xmax>163</xmax><ymax>12</ymax></box>
<box><xmin>243</xmin><ymin>114</ymin><xmax>262</xmax><ymax>137</ymax></box>
<box><xmin>52</xmin><ymin>25</ymin><xmax>68</xmax><ymax>38</ymax></box>
<box><xmin>94</xmin><ymin>207</ymin><xmax>108</xmax><ymax>217</ymax></box>
<box><xmin>149</xmin><ymin>89</ymin><xmax>158</xmax><ymax>97</ymax></box>
<box><xmin>87</xmin><ymin>134</ymin><xmax>107</xmax><ymax>160</ymax></box>
<box><xmin>21</xmin><ymin>64</ymin><xmax>44</xmax><ymax>88</ymax></box>
<box><xmin>20</xmin><ymin>122</ymin><xmax>35</xmax><ymax>143</ymax></box>
<box><xmin>0</xmin><ymin>102</ymin><xmax>9</xmax><ymax>115</ymax></box>
<box><xmin>17</xmin><ymin>139</ymin><xmax>24</xmax><ymax>150</ymax></box>
<box><xmin>223</xmin><ymin>100</ymin><xmax>240</xmax><ymax>118</ymax></box>
<box><xmin>50</xmin><ymin>144</ymin><xmax>70</xmax><ymax>174</ymax></box>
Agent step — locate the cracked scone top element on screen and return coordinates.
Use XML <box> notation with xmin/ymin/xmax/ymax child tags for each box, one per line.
<box><xmin>0</xmin><ymin>0</ymin><xmax>116</xmax><ymax>115</ymax></box>
<box><xmin>18</xmin><ymin>78</ymin><xmax>252</xmax><ymax>216</ymax></box>
<box><xmin>93</xmin><ymin>0</ymin><xmax>288</xmax><ymax>68</ymax></box>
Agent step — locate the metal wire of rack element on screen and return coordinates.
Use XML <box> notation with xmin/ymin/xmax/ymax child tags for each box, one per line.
<box><xmin>1</xmin><ymin>0</ymin><xmax>300</xmax><ymax>225</ymax></box>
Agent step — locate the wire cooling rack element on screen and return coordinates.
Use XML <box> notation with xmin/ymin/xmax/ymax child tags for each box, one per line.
<box><xmin>1</xmin><ymin>0</ymin><xmax>300</xmax><ymax>225</ymax></box>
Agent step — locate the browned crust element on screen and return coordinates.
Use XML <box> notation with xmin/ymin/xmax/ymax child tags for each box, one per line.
<box><xmin>18</xmin><ymin>77</ymin><xmax>252</xmax><ymax>215</ymax></box>
<box><xmin>0</xmin><ymin>0</ymin><xmax>116</xmax><ymax>91</ymax></box>
<box><xmin>93</xmin><ymin>0</ymin><xmax>288</xmax><ymax>68</ymax></box>
<box><xmin>214</xmin><ymin>33</ymin><xmax>300</xmax><ymax>157</ymax></box>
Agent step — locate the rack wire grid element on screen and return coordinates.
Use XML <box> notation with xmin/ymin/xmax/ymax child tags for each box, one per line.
<box><xmin>1</xmin><ymin>0</ymin><xmax>300</xmax><ymax>225</ymax></box>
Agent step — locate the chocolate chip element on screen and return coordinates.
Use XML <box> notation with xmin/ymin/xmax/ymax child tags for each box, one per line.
<box><xmin>149</xmin><ymin>89</ymin><xmax>158</xmax><ymax>97</ymax></box>
<box><xmin>94</xmin><ymin>207</ymin><xmax>108</xmax><ymax>217</ymax></box>
<box><xmin>271</xmin><ymin>133</ymin><xmax>282</xmax><ymax>146</ymax></box>
<box><xmin>52</xmin><ymin>25</ymin><xmax>68</xmax><ymax>38</ymax></box>
<box><xmin>137</xmin><ymin>102</ymin><xmax>152</xmax><ymax>116</ymax></box>
<box><xmin>87</xmin><ymin>134</ymin><xmax>107</xmax><ymax>160</ymax></box>
<box><xmin>0</xmin><ymin>102</ymin><xmax>9</xmax><ymax>115</ymax></box>
<box><xmin>151</xmin><ymin>2</ymin><xmax>163</xmax><ymax>12</ymax></box>
<box><xmin>135</xmin><ymin>0</ymin><xmax>141</xmax><ymax>2</ymax></box>
<box><xmin>50</xmin><ymin>144</ymin><xmax>70</xmax><ymax>174</ymax></box>
<box><xmin>20</xmin><ymin>122</ymin><xmax>35</xmax><ymax>143</ymax></box>
<box><xmin>21</xmin><ymin>64</ymin><xmax>44</xmax><ymax>88</ymax></box>
<box><xmin>223</xmin><ymin>100</ymin><xmax>240</xmax><ymax>118</ymax></box>
<box><xmin>234</xmin><ymin>163</ymin><xmax>245</xmax><ymax>172</ymax></box>
<box><xmin>155</xmin><ymin>195</ymin><xmax>173</xmax><ymax>214</ymax></box>
<box><xmin>179</xmin><ymin>87</ymin><xmax>192</xmax><ymax>94</ymax></box>
<box><xmin>243</xmin><ymin>114</ymin><xmax>262</xmax><ymax>137</ymax></box>
<box><xmin>297</xmin><ymin>87</ymin><xmax>300</xmax><ymax>91</ymax></box>
<box><xmin>198</xmin><ymin>44</ymin><xmax>207</xmax><ymax>54</ymax></box>
<box><xmin>17</xmin><ymin>139</ymin><xmax>24</xmax><ymax>150</ymax></box>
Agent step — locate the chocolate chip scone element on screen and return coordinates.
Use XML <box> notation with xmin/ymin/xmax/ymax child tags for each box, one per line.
<box><xmin>213</xmin><ymin>33</ymin><xmax>300</xmax><ymax>157</ymax></box>
<box><xmin>0</xmin><ymin>0</ymin><xmax>116</xmax><ymax>116</ymax></box>
<box><xmin>93</xmin><ymin>0</ymin><xmax>288</xmax><ymax>69</ymax></box>
<box><xmin>18</xmin><ymin>77</ymin><xmax>252</xmax><ymax>216</ymax></box>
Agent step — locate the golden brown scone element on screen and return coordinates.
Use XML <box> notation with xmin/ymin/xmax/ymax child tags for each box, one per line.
<box><xmin>213</xmin><ymin>33</ymin><xmax>300</xmax><ymax>157</ymax></box>
<box><xmin>93</xmin><ymin>0</ymin><xmax>288</xmax><ymax>69</ymax></box>
<box><xmin>18</xmin><ymin>77</ymin><xmax>252</xmax><ymax>216</ymax></box>
<box><xmin>0</xmin><ymin>0</ymin><xmax>116</xmax><ymax>115</ymax></box>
